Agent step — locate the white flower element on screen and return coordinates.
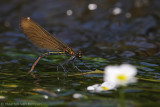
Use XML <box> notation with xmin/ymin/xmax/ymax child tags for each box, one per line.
<box><xmin>87</xmin><ymin>84</ymin><xmax>99</xmax><ymax>91</ymax></box>
<box><xmin>57</xmin><ymin>88</ymin><xmax>61</xmax><ymax>92</ymax></box>
<box><xmin>44</xmin><ymin>95</ymin><xmax>48</xmax><ymax>99</ymax></box>
<box><xmin>73</xmin><ymin>93</ymin><xmax>83</xmax><ymax>99</ymax></box>
<box><xmin>87</xmin><ymin>82</ymin><xmax>117</xmax><ymax>92</ymax></box>
<box><xmin>101</xmin><ymin>82</ymin><xmax>117</xmax><ymax>90</ymax></box>
<box><xmin>104</xmin><ymin>64</ymin><xmax>137</xmax><ymax>87</ymax></box>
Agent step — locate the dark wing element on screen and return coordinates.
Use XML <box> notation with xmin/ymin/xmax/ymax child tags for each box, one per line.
<box><xmin>20</xmin><ymin>17</ymin><xmax>68</xmax><ymax>51</ymax></box>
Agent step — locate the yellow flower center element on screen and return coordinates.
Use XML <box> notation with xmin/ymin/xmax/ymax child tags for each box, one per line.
<box><xmin>117</xmin><ymin>74</ymin><xmax>127</xmax><ymax>81</ymax></box>
<box><xmin>101</xmin><ymin>86</ymin><xmax>109</xmax><ymax>90</ymax></box>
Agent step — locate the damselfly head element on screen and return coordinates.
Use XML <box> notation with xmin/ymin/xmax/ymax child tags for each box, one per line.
<box><xmin>76</xmin><ymin>50</ymin><xmax>82</xmax><ymax>58</ymax></box>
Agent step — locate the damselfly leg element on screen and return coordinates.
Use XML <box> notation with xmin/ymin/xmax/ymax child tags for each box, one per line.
<box><xmin>28</xmin><ymin>52</ymin><xmax>64</xmax><ymax>74</ymax></box>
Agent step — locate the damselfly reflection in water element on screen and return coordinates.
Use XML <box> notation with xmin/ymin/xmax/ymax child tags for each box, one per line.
<box><xmin>20</xmin><ymin>17</ymin><xmax>89</xmax><ymax>73</ymax></box>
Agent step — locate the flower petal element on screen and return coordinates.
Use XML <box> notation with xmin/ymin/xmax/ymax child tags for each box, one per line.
<box><xmin>104</xmin><ymin>64</ymin><xmax>138</xmax><ymax>86</ymax></box>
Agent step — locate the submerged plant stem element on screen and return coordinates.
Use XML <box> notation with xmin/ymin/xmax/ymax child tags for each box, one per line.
<box><xmin>118</xmin><ymin>87</ymin><xmax>126</xmax><ymax>107</ymax></box>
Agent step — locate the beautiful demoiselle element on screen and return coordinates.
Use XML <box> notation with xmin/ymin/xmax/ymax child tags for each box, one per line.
<box><xmin>20</xmin><ymin>17</ymin><xmax>83</xmax><ymax>73</ymax></box>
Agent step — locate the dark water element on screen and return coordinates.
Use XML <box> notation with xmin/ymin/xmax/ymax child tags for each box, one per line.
<box><xmin>0</xmin><ymin>0</ymin><xmax>160</xmax><ymax>107</ymax></box>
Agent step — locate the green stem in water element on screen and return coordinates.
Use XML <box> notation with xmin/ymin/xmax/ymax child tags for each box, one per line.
<box><xmin>119</xmin><ymin>87</ymin><xmax>126</xmax><ymax>107</ymax></box>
